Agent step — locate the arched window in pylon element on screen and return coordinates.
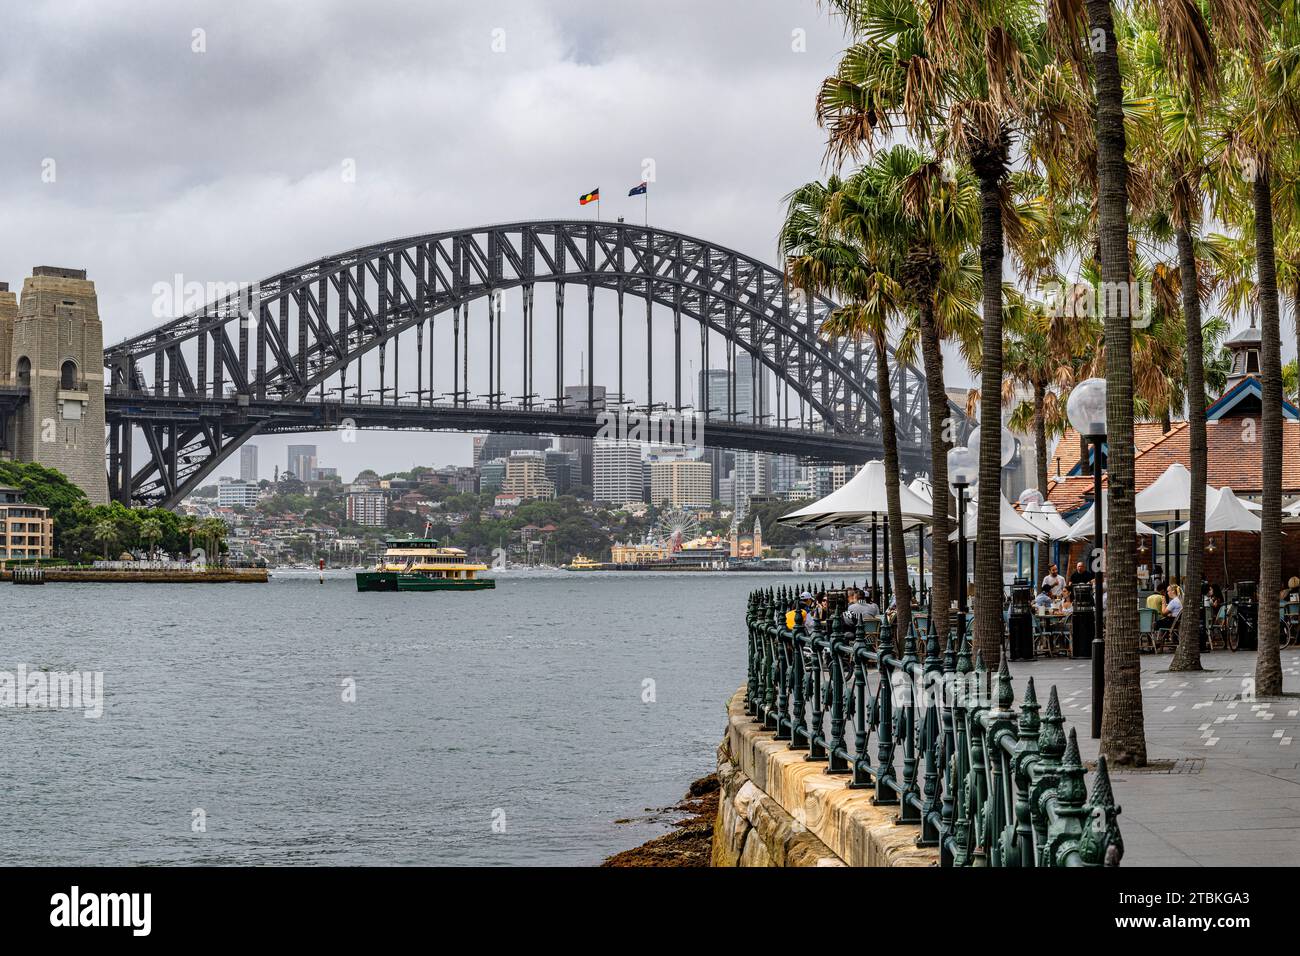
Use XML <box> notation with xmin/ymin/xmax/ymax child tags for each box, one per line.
<box><xmin>60</xmin><ymin>360</ymin><xmax>78</xmax><ymax>390</ymax></box>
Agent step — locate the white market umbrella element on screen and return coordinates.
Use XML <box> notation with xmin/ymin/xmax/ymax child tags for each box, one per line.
<box><xmin>1135</xmin><ymin>463</ymin><xmax>1259</xmax><ymax>517</ymax></box>
<box><xmin>1174</xmin><ymin>488</ymin><xmax>1262</xmax><ymax>534</ymax></box>
<box><xmin>949</xmin><ymin>492</ymin><xmax>1045</xmax><ymax>542</ymax></box>
<box><xmin>1066</xmin><ymin>491</ymin><xmax>1159</xmax><ymax>541</ymax></box>
<box><xmin>1020</xmin><ymin>501</ymin><xmax>1075</xmax><ymax>541</ymax></box>
<box><xmin>1134</xmin><ymin>462</ymin><xmax>1195</xmax><ymax>521</ymax></box>
<box><xmin>778</xmin><ymin>460</ymin><xmax>932</xmax><ymax>530</ymax></box>
<box><xmin>1201</xmin><ymin>486</ymin><xmax>1262</xmax><ymax>513</ymax></box>
<box><xmin>907</xmin><ymin>476</ymin><xmax>934</xmax><ymax>507</ymax></box>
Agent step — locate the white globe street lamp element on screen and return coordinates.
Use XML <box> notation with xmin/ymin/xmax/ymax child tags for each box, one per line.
<box><xmin>1065</xmin><ymin>375</ymin><xmax>1107</xmax><ymax>739</ymax></box>
<box><xmin>1066</xmin><ymin>377</ymin><xmax>1108</xmax><ymax>439</ymax></box>
<box><xmin>947</xmin><ymin>445</ymin><xmax>979</xmax><ymax>623</ymax></box>
<box><xmin>967</xmin><ymin>424</ymin><xmax>1018</xmax><ymax>468</ymax></box>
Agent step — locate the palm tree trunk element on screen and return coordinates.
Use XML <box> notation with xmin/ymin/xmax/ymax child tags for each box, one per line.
<box><xmin>1254</xmin><ymin>163</ymin><xmax>1284</xmax><ymax>696</ymax></box>
<box><xmin>972</xmin><ymin>156</ymin><xmax>1007</xmax><ymax>666</ymax></box>
<box><xmin>875</xmin><ymin>330</ymin><xmax>912</xmax><ymax>639</ymax></box>
<box><xmin>919</xmin><ymin>303</ymin><xmax>951</xmax><ymax>641</ymax></box>
<box><xmin>1088</xmin><ymin>0</ymin><xmax>1146</xmax><ymax>765</ymax></box>
<box><xmin>1172</xmin><ymin>221</ymin><xmax>1205</xmax><ymax>672</ymax></box>
<box><xmin>1034</xmin><ymin>382</ymin><xmax>1049</xmax><ymax>584</ymax></box>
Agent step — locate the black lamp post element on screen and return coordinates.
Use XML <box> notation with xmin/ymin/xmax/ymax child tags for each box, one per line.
<box><xmin>1067</xmin><ymin>377</ymin><xmax>1107</xmax><ymax>740</ymax></box>
<box><xmin>947</xmin><ymin>445</ymin><xmax>979</xmax><ymax>643</ymax></box>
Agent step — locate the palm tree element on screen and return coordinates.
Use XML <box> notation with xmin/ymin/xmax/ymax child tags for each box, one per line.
<box><xmin>200</xmin><ymin>517</ymin><xmax>228</xmax><ymax>566</ymax></box>
<box><xmin>780</xmin><ymin>158</ymin><xmax>917</xmax><ymax>637</ymax></box>
<box><xmin>888</xmin><ymin>151</ymin><xmax>983</xmax><ymax>640</ymax></box>
<box><xmin>1064</xmin><ymin>0</ymin><xmax>1148</xmax><ymax>764</ymax></box>
<box><xmin>93</xmin><ymin>519</ymin><xmax>116</xmax><ymax>560</ymax></box>
<box><xmin>1126</xmin><ymin>12</ymin><xmax>1217</xmax><ymax>671</ymax></box>
<box><xmin>816</xmin><ymin>0</ymin><xmax>1075</xmax><ymax>664</ymax></box>
<box><xmin>139</xmin><ymin>516</ymin><xmax>163</xmax><ymax>559</ymax></box>
<box><xmin>1001</xmin><ymin>295</ymin><xmax>1092</xmax><ymax>581</ymax></box>
<box><xmin>1210</xmin><ymin>12</ymin><xmax>1285</xmax><ymax>695</ymax></box>
<box><xmin>178</xmin><ymin>515</ymin><xmax>199</xmax><ymax>562</ymax></box>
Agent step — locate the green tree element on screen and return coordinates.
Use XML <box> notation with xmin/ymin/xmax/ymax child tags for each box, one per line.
<box><xmin>92</xmin><ymin>519</ymin><xmax>117</xmax><ymax>559</ymax></box>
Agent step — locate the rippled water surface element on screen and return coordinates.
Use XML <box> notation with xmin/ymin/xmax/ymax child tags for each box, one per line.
<box><xmin>0</xmin><ymin>570</ymin><xmax>805</xmax><ymax>865</ymax></box>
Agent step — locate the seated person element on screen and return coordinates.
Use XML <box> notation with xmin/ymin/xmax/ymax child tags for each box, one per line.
<box><xmin>843</xmin><ymin>588</ymin><xmax>880</xmax><ymax>625</ymax></box>
<box><xmin>1034</xmin><ymin>585</ymin><xmax>1053</xmax><ymax>611</ymax></box>
<box><xmin>1158</xmin><ymin>585</ymin><xmax>1182</xmax><ymax>631</ymax></box>
<box><xmin>1145</xmin><ymin>589</ymin><xmax>1167</xmax><ymax>616</ymax></box>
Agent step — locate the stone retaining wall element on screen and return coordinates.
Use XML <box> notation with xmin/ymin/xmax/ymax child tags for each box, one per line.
<box><xmin>713</xmin><ymin>687</ymin><xmax>938</xmax><ymax>867</ymax></box>
<box><xmin>40</xmin><ymin>568</ymin><xmax>268</xmax><ymax>583</ymax></box>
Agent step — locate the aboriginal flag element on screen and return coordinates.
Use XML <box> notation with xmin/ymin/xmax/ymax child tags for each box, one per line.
<box><xmin>579</xmin><ymin>188</ymin><xmax>600</xmax><ymax>205</ymax></box>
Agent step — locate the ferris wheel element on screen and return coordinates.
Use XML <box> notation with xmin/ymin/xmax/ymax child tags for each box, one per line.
<box><xmin>654</xmin><ymin>509</ymin><xmax>702</xmax><ymax>552</ymax></box>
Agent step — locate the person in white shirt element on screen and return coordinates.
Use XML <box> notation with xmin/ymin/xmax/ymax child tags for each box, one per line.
<box><xmin>1041</xmin><ymin>564</ymin><xmax>1066</xmax><ymax>600</ymax></box>
<box><xmin>1159</xmin><ymin>585</ymin><xmax>1183</xmax><ymax>631</ymax></box>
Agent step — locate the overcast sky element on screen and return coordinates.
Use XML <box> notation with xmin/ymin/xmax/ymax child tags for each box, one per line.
<box><xmin>0</xmin><ymin>0</ymin><xmax>873</xmax><ymax>479</ymax></box>
<box><xmin>0</xmin><ymin>1</ymin><xmax>1272</xmax><ymax>482</ymax></box>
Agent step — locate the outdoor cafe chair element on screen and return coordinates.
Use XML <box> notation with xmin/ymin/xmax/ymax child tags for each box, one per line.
<box><xmin>1152</xmin><ymin>614</ymin><xmax>1179</xmax><ymax>653</ymax></box>
<box><xmin>1203</xmin><ymin>606</ymin><xmax>1223</xmax><ymax>651</ymax></box>
<box><xmin>1138</xmin><ymin>607</ymin><xmax>1157</xmax><ymax>653</ymax></box>
<box><xmin>1223</xmin><ymin>603</ymin><xmax>1239</xmax><ymax>652</ymax></box>
<box><xmin>1278</xmin><ymin>600</ymin><xmax>1298</xmax><ymax>649</ymax></box>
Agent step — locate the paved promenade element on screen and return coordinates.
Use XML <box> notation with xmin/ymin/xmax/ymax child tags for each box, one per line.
<box><xmin>1010</xmin><ymin>648</ymin><xmax>1300</xmax><ymax>866</ymax></box>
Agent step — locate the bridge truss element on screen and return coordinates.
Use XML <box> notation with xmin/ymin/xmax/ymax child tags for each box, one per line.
<box><xmin>103</xmin><ymin>220</ymin><xmax>936</xmax><ymax>508</ymax></box>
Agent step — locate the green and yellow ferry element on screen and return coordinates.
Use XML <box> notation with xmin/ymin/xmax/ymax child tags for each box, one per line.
<box><xmin>356</xmin><ymin>537</ymin><xmax>495</xmax><ymax>592</ymax></box>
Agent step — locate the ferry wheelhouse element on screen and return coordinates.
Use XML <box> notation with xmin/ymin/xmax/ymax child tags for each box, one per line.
<box><xmin>355</xmin><ymin>537</ymin><xmax>495</xmax><ymax>592</ymax></box>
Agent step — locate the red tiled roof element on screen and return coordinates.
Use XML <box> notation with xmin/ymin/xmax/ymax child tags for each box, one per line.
<box><xmin>1047</xmin><ymin>412</ymin><xmax>1296</xmax><ymax>508</ymax></box>
<box><xmin>1133</xmin><ymin>417</ymin><xmax>1299</xmax><ymax>495</ymax></box>
<box><xmin>1049</xmin><ymin>422</ymin><xmax>1173</xmax><ymax>478</ymax></box>
<box><xmin>1046</xmin><ymin>475</ymin><xmax>1105</xmax><ymax>516</ymax></box>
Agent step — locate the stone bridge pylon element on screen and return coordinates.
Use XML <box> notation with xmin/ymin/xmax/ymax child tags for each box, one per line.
<box><xmin>0</xmin><ymin>267</ymin><xmax>108</xmax><ymax>502</ymax></box>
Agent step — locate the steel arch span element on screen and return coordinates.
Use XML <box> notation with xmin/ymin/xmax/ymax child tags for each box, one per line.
<box><xmin>103</xmin><ymin>220</ymin><xmax>941</xmax><ymax>508</ymax></box>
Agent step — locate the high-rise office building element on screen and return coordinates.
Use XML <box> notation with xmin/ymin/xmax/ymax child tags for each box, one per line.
<box><xmin>477</xmin><ymin>434</ymin><xmax>551</xmax><ymax>463</ymax></box>
<box><xmin>544</xmin><ymin>449</ymin><xmax>577</xmax><ymax>496</ymax></box>
<box><xmin>699</xmin><ymin>360</ymin><xmax>765</xmax><ymax>424</ymax></box>
<box><xmin>346</xmin><ymin>491</ymin><xmax>388</xmax><ymax>527</ymax></box>
<box><xmin>287</xmin><ymin>444</ymin><xmax>317</xmax><ymax>482</ymax></box>
<box><xmin>733</xmin><ymin>452</ymin><xmax>770</xmax><ymax>517</ymax></box>
<box><xmin>479</xmin><ymin>458</ymin><xmax>507</xmax><ymax>493</ymax></box>
<box><xmin>240</xmin><ymin>445</ymin><xmax>259</xmax><ymax>482</ymax></box>
<box><xmin>217</xmin><ymin>478</ymin><xmax>261</xmax><ymax>509</ymax></box>
<box><xmin>650</xmin><ymin>459</ymin><xmax>712</xmax><ymax>510</ymax></box>
<box><xmin>769</xmin><ymin>454</ymin><xmax>800</xmax><ymax>498</ymax></box>
<box><xmin>563</xmin><ymin>383</ymin><xmax>606</xmax><ymax>413</ymax></box>
<box><xmin>593</xmin><ymin>440</ymin><xmax>643</xmax><ymax>507</ymax></box>
<box><xmin>556</xmin><ymin>384</ymin><xmax>606</xmax><ymax>488</ymax></box>
<box><xmin>501</xmin><ymin>451</ymin><xmax>555</xmax><ymax>501</ymax></box>
<box><xmin>700</xmin><ymin>363</ymin><xmax>770</xmax><ymax>516</ymax></box>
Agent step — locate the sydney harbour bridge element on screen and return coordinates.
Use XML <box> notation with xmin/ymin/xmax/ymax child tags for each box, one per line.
<box><xmin>100</xmin><ymin>220</ymin><xmax>946</xmax><ymax>509</ymax></box>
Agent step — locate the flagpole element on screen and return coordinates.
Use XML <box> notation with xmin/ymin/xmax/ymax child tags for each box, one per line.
<box><xmin>645</xmin><ymin>188</ymin><xmax>649</xmax><ymax>226</ymax></box>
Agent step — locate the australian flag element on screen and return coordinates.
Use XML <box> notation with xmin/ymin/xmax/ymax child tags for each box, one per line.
<box><xmin>628</xmin><ymin>182</ymin><xmax>648</xmax><ymax>196</ymax></box>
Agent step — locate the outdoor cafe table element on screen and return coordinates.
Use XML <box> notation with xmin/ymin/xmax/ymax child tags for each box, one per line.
<box><xmin>1033</xmin><ymin>609</ymin><xmax>1072</xmax><ymax>657</ymax></box>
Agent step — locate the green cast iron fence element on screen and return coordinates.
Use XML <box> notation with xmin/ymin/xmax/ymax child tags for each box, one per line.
<box><xmin>746</xmin><ymin>585</ymin><xmax>1123</xmax><ymax>867</ymax></box>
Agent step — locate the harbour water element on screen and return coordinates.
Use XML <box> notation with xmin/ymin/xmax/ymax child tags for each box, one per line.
<box><xmin>0</xmin><ymin>570</ymin><xmax>810</xmax><ymax>865</ymax></box>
